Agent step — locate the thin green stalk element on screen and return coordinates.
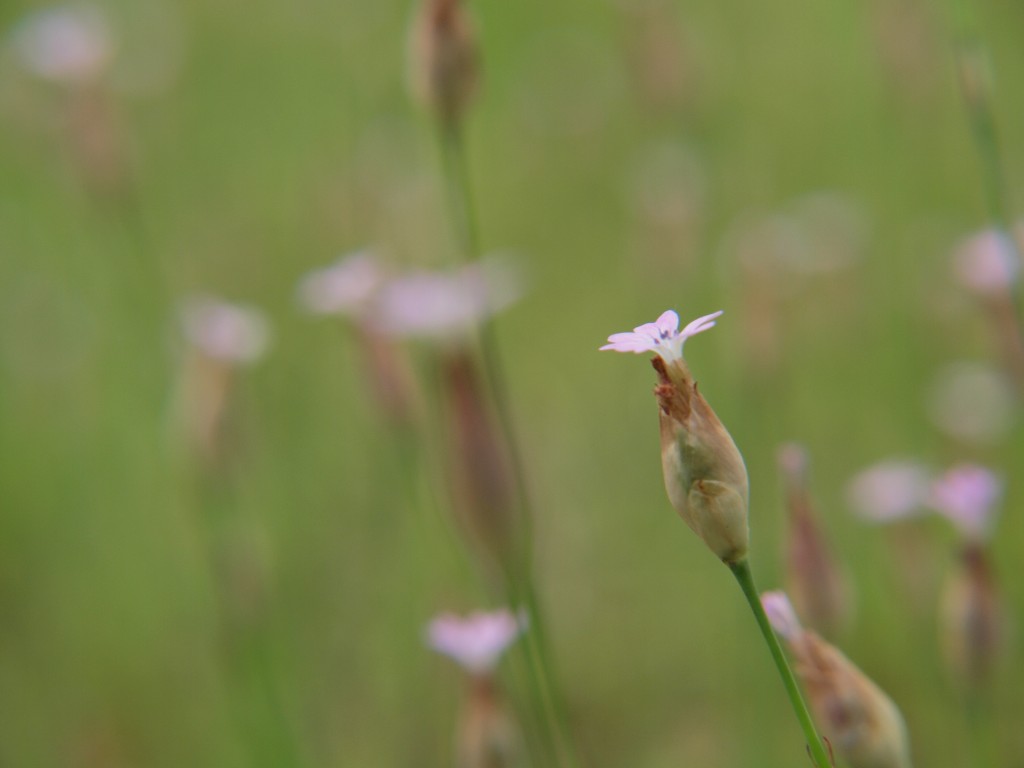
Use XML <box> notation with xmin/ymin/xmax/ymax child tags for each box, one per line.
<box><xmin>729</xmin><ymin>559</ymin><xmax>833</xmax><ymax>768</ymax></box>
<box><xmin>435</xmin><ymin>117</ymin><xmax>580</xmax><ymax>768</ymax></box>
<box><xmin>965</xmin><ymin>691</ymin><xmax>998</xmax><ymax>768</ymax></box>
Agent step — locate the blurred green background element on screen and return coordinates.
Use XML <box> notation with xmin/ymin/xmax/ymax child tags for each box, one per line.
<box><xmin>1</xmin><ymin>0</ymin><xmax>1023</xmax><ymax>766</ymax></box>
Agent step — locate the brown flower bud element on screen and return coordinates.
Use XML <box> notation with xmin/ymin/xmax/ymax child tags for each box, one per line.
<box><xmin>778</xmin><ymin>443</ymin><xmax>851</xmax><ymax>637</ymax></box>
<box><xmin>456</xmin><ymin>676</ymin><xmax>520</xmax><ymax>768</ymax></box>
<box><xmin>940</xmin><ymin>543</ymin><xmax>1005</xmax><ymax>693</ymax></box>
<box><xmin>653</xmin><ymin>355</ymin><xmax>749</xmax><ymax>563</ymax></box>
<box><xmin>409</xmin><ymin>0</ymin><xmax>479</xmax><ymax>128</ymax></box>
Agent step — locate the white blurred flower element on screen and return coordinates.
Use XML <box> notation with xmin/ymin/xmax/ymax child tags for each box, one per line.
<box><xmin>180</xmin><ymin>296</ymin><xmax>269</xmax><ymax>365</ymax></box>
<box><xmin>847</xmin><ymin>460</ymin><xmax>932</xmax><ymax>523</ymax></box>
<box><xmin>953</xmin><ymin>229</ymin><xmax>1019</xmax><ymax>298</ymax></box>
<box><xmin>297</xmin><ymin>250</ymin><xmax>385</xmax><ymax>317</ymax></box>
<box><xmin>927</xmin><ymin>361</ymin><xmax>1015</xmax><ymax>443</ymax></box>
<box><xmin>929</xmin><ymin>465</ymin><xmax>1002</xmax><ymax>541</ymax></box>
<box><xmin>427</xmin><ymin>608</ymin><xmax>525</xmax><ymax>674</ymax></box>
<box><xmin>10</xmin><ymin>5</ymin><xmax>113</xmax><ymax>85</ymax></box>
<box><xmin>373</xmin><ymin>256</ymin><xmax>521</xmax><ymax>339</ymax></box>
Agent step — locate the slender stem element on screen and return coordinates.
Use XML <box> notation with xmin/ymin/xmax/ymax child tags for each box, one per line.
<box><xmin>435</xmin><ymin>118</ymin><xmax>579</xmax><ymax>768</ymax></box>
<box><xmin>965</xmin><ymin>690</ymin><xmax>998</xmax><ymax>768</ymax></box>
<box><xmin>729</xmin><ymin>559</ymin><xmax>833</xmax><ymax>768</ymax></box>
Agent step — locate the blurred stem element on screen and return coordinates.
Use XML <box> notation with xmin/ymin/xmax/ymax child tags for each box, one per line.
<box><xmin>436</xmin><ymin>118</ymin><xmax>580</xmax><ymax>768</ymax></box>
<box><xmin>965</xmin><ymin>691</ymin><xmax>998</xmax><ymax>768</ymax></box>
<box><xmin>729</xmin><ymin>559</ymin><xmax>833</xmax><ymax>768</ymax></box>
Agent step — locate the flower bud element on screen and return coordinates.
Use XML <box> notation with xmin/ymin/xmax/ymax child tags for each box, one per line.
<box><xmin>653</xmin><ymin>353</ymin><xmax>749</xmax><ymax>563</ymax></box>
<box><xmin>764</xmin><ymin>592</ymin><xmax>913</xmax><ymax>768</ymax></box>
<box><xmin>602</xmin><ymin>309</ymin><xmax>747</xmax><ymax>562</ymax></box>
<box><xmin>940</xmin><ymin>543</ymin><xmax>1005</xmax><ymax>693</ymax></box>
<box><xmin>778</xmin><ymin>443</ymin><xmax>850</xmax><ymax>637</ymax></box>
<box><xmin>408</xmin><ymin>0</ymin><xmax>479</xmax><ymax>128</ymax></box>
<box><xmin>456</xmin><ymin>676</ymin><xmax>520</xmax><ymax>768</ymax></box>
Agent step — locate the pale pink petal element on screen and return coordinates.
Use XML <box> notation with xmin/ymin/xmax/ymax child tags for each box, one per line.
<box><xmin>654</xmin><ymin>309</ymin><xmax>680</xmax><ymax>335</ymax></box>
<box><xmin>679</xmin><ymin>310</ymin><xmax>724</xmax><ymax>341</ymax></box>
<box><xmin>847</xmin><ymin>460</ymin><xmax>931</xmax><ymax>522</ymax></box>
<box><xmin>426</xmin><ymin>608</ymin><xmax>525</xmax><ymax>674</ymax></box>
<box><xmin>929</xmin><ymin>465</ymin><xmax>1002</xmax><ymax>540</ymax></box>
<box><xmin>599</xmin><ymin>332</ymin><xmax>658</xmax><ymax>353</ymax></box>
<box><xmin>953</xmin><ymin>229</ymin><xmax>1019</xmax><ymax>297</ymax></box>
<box><xmin>761</xmin><ymin>591</ymin><xmax>803</xmax><ymax>641</ymax></box>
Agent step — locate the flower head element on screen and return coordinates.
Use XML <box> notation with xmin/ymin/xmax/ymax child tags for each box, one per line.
<box><xmin>373</xmin><ymin>257</ymin><xmax>520</xmax><ymax>340</ymax></box>
<box><xmin>762</xmin><ymin>591</ymin><xmax>803</xmax><ymax>642</ymax></box>
<box><xmin>602</xmin><ymin>308</ymin><xmax>748</xmax><ymax>563</ymax></box>
<box><xmin>10</xmin><ymin>5</ymin><xmax>113</xmax><ymax>86</ymax></box>
<box><xmin>297</xmin><ymin>250</ymin><xmax>386</xmax><ymax>317</ymax></box>
<box><xmin>953</xmin><ymin>229</ymin><xmax>1019</xmax><ymax>298</ymax></box>
<box><xmin>600</xmin><ymin>309</ymin><xmax>723</xmax><ymax>364</ymax></box>
<box><xmin>846</xmin><ymin>460</ymin><xmax>931</xmax><ymax>523</ymax></box>
<box><xmin>180</xmin><ymin>296</ymin><xmax>270</xmax><ymax>365</ymax></box>
<box><xmin>929</xmin><ymin>465</ymin><xmax>1001</xmax><ymax>541</ymax></box>
<box><xmin>427</xmin><ymin>608</ymin><xmax>525</xmax><ymax>675</ymax></box>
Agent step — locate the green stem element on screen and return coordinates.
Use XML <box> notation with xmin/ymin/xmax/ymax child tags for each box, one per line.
<box><xmin>729</xmin><ymin>559</ymin><xmax>833</xmax><ymax>768</ymax></box>
<box><xmin>435</xmin><ymin>117</ymin><xmax>579</xmax><ymax>768</ymax></box>
<box><xmin>965</xmin><ymin>690</ymin><xmax>998</xmax><ymax>768</ymax></box>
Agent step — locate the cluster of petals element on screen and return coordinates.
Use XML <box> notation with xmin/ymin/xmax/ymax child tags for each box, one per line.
<box><xmin>10</xmin><ymin>4</ymin><xmax>113</xmax><ymax>85</ymax></box>
<box><xmin>298</xmin><ymin>250</ymin><xmax>521</xmax><ymax>339</ymax></box>
<box><xmin>953</xmin><ymin>228</ymin><xmax>1019</xmax><ymax>298</ymax></box>
<box><xmin>848</xmin><ymin>459</ymin><xmax>1001</xmax><ymax>540</ymax></box>
<box><xmin>427</xmin><ymin>608</ymin><xmax>525</xmax><ymax>674</ymax></box>
<box><xmin>600</xmin><ymin>309</ymin><xmax>723</xmax><ymax>363</ymax></box>
<box><xmin>180</xmin><ymin>296</ymin><xmax>270</xmax><ymax>365</ymax></box>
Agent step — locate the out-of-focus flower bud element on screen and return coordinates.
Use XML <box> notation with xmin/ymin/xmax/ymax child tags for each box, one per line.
<box><xmin>940</xmin><ymin>544</ymin><xmax>1005</xmax><ymax>694</ymax></box>
<box><xmin>442</xmin><ymin>352</ymin><xmax>524</xmax><ymax>576</ymax></box>
<box><xmin>763</xmin><ymin>592</ymin><xmax>913</xmax><ymax>768</ymax></box>
<box><xmin>778</xmin><ymin>443</ymin><xmax>850</xmax><ymax>637</ymax></box>
<box><xmin>601</xmin><ymin>309</ymin><xmax>748</xmax><ymax>563</ymax></box>
<box><xmin>408</xmin><ymin>0</ymin><xmax>479</xmax><ymax>129</ymax></box>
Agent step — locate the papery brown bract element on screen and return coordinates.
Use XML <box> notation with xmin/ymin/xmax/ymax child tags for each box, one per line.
<box><xmin>940</xmin><ymin>543</ymin><xmax>1005</xmax><ymax>693</ymax></box>
<box><xmin>791</xmin><ymin>632</ymin><xmax>913</xmax><ymax>768</ymax></box>
<box><xmin>409</xmin><ymin>0</ymin><xmax>479</xmax><ymax>129</ymax></box>
<box><xmin>456</xmin><ymin>676</ymin><xmax>520</xmax><ymax>768</ymax></box>
<box><xmin>653</xmin><ymin>355</ymin><xmax>749</xmax><ymax>563</ymax></box>
<box><xmin>442</xmin><ymin>351</ymin><xmax>524</xmax><ymax>579</ymax></box>
<box><xmin>780</xmin><ymin>445</ymin><xmax>851</xmax><ymax>637</ymax></box>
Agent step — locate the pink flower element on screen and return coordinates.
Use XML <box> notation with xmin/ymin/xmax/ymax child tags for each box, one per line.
<box><xmin>373</xmin><ymin>257</ymin><xmax>520</xmax><ymax>339</ymax></box>
<box><xmin>11</xmin><ymin>5</ymin><xmax>113</xmax><ymax>85</ymax></box>
<box><xmin>929</xmin><ymin>465</ymin><xmax>1002</xmax><ymax>540</ymax></box>
<box><xmin>180</xmin><ymin>296</ymin><xmax>270</xmax><ymax>365</ymax></box>
<box><xmin>599</xmin><ymin>309</ymin><xmax>723</xmax><ymax>363</ymax></box>
<box><xmin>953</xmin><ymin>229</ymin><xmax>1019</xmax><ymax>297</ymax></box>
<box><xmin>427</xmin><ymin>608</ymin><xmax>525</xmax><ymax>674</ymax></box>
<box><xmin>761</xmin><ymin>591</ymin><xmax>803</xmax><ymax>642</ymax></box>
<box><xmin>297</xmin><ymin>250</ymin><xmax>385</xmax><ymax>317</ymax></box>
<box><xmin>846</xmin><ymin>460</ymin><xmax>931</xmax><ymax>523</ymax></box>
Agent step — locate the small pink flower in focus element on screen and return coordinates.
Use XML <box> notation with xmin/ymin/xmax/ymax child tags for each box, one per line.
<box><xmin>427</xmin><ymin>608</ymin><xmax>525</xmax><ymax>674</ymax></box>
<box><xmin>929</xmin><ymin>465</ymin><xmax>1002</xmax><ymax>541</ymax></box>
<box><xmin>297</xmin><ymin>250</ymin><xmax>385</xmax><ymax>317</ymax></box>
<box><xmin>847</xmin><ymin>460</ymin><xmax>932</xmax><ymax>523</ymax></box>
<box><xmin>599</xmin><ymin>309</ymin><xmax>723</xmax><ymax>363</ymax></box>
<box><xmin>761</xmin><ymin>590</ymin><xmax>803</xmax><ymax>642</ymax></box>
<box><xmin>953</xmin><ymin>229</ymin><xmax>1019</xmax><ymax>297</ymax></box>
<box><xmin>10</xmin><ymin>5</ymin><xmax>114</xmax><ymax>85</ymax></box>
<box><xmin>373</xmin><ymin>257</ymin><xmax>521</xmax><ymax>339</ymax></box>
<box><xmin>180</xmin><ymin>297</ymin><xmax>270</xmax><ymax>365</ymax></box>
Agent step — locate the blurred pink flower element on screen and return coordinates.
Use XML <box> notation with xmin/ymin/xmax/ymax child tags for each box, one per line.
<box><xmin>953</xmin><ymin>229</ymin><xmax>1019</xmax><ymax>297</ymax></box>
<box><xmin>297</xmin><ymin>250</ymin><xmax>385</xmax><ymax>317</ymax></box>
<box><xmin>180</xmin><ymin>297</ymin><xmax>270</xmax><ymax>365</ymax></box>
<box><xmin>761</xmin><ymin>590</ymin><xmax>802</xmax><ymax>641</ymax></box>
<box><xmin>846</xmin><ymin>460</ymin><xmax>931</xmax><ymax>522</ymax></box>
<box><xmin>599</xmin><ymin>309</ymin><xmax>723</xmax><ymax>363</ymax></box>
<box><xmin>10</xmin><ymin>5</ymin><xmax>113</xmax><ymax>85</ymax></box>
<box><xmin>373</xmin><ymin>257</ymin><xmax>520</xmax><ymax>339</ymax></box>
<box><xmin>427</xmin><ymin>608</ymin><xmax>525</xmax><ymax>674</ymax></box>
<box><xmin>929</xmin><ymin>465</ymin><xmax>1002</xmax><ymax>540</ymax></box>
